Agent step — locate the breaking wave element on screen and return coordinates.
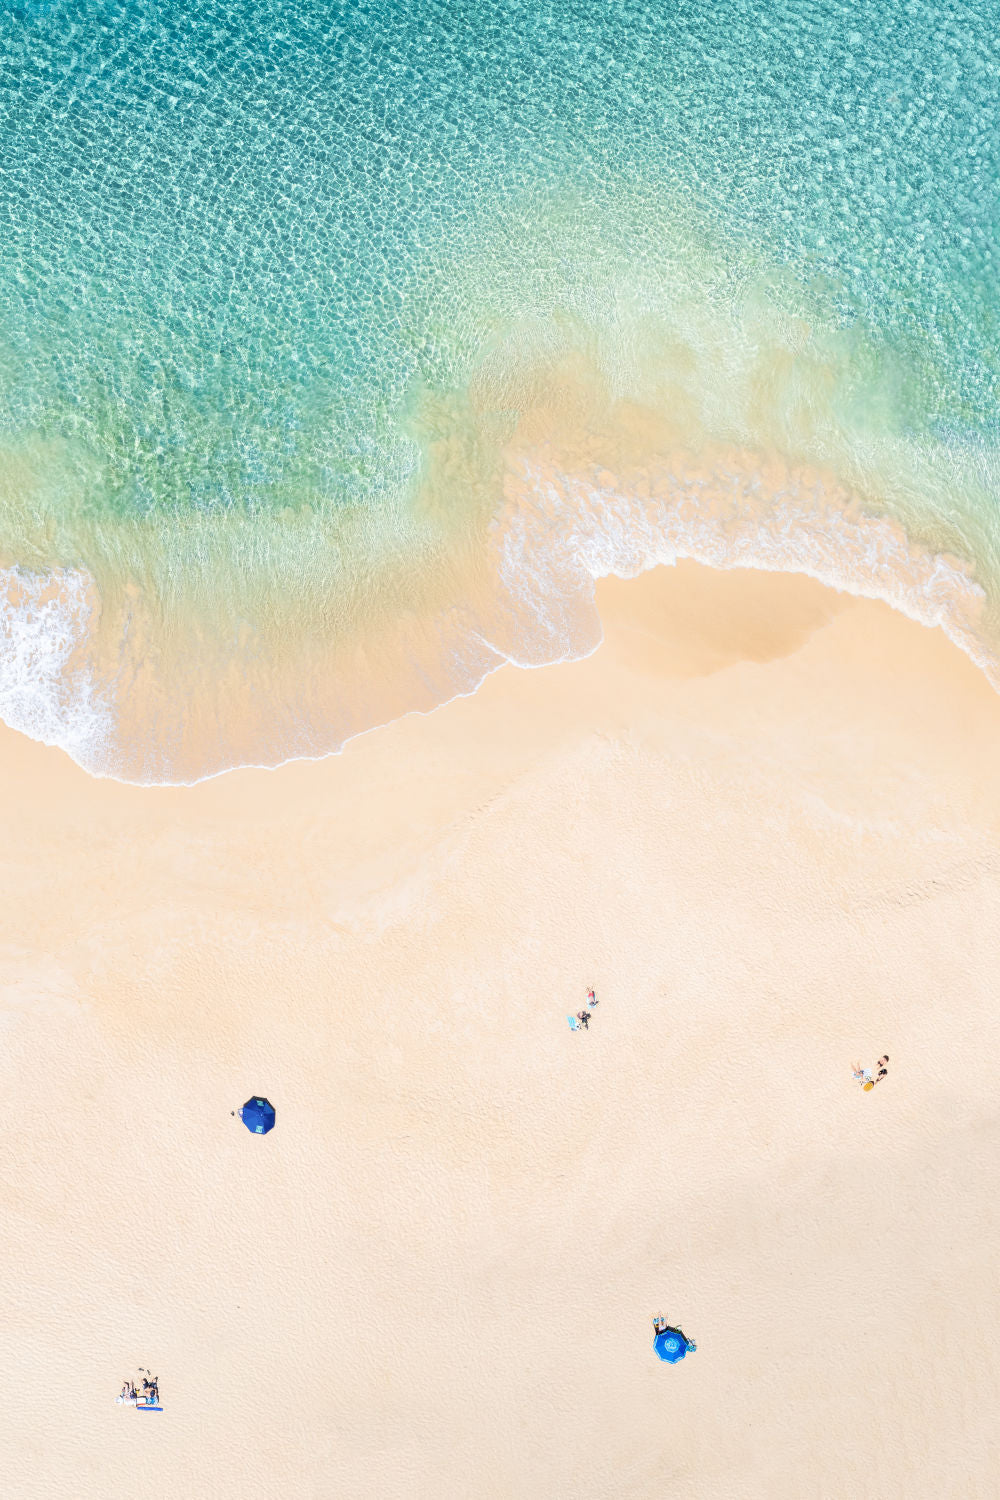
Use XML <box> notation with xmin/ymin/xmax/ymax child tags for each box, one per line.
<box><xmin>491</xmin><ymin>456</ymin><xmax>995</xmax><ymax>681</ymax></box>
<box><xmin>0</xmin><ymin>446</ymin><xmax>993</xmax><ymax>784</ymax></box>
<box><xmin>0</xmin><ymin>566</ymin><xmax>112</xmax><ymax>765</ymax></box>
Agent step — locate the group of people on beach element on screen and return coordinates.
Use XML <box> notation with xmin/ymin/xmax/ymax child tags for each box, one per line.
<box><xmin>852</xmin><ymin>1055</ymin><xmax>889</xmax><ymax>1091</ymax></box>
<box><xmin>571</xmin><ymin>988</ymin><xmax>599</xmax><ymax>1030</ymax></box>
<box><xmin>117</xmin><ymin>1371</ymin><xmax>159</xmax><ymax>1406</ymax></box>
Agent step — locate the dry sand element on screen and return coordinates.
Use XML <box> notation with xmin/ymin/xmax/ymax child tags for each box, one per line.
<box><xmin>1</xmin><ymin>562</ymin><xmax>999</xmax><ymax>1499</ymax></box>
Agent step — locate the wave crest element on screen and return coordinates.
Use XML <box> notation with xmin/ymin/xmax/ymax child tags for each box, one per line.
<box><xmin>491</xmin><ymin>451</ymin><xmax>996</xmax><ymax>684</ymax></box>
<box><xmin>0</xmin><ymin>565</ymin><xmax>111</xmax><ymax>763</ymax></box>
<box><xmin>0</xmin><ymin>449</ymin><xmax>994</xmax><ymax>783</ymax></box>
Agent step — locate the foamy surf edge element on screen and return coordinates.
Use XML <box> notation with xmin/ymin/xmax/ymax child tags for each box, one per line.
<box><xmin>492</xmin><ymin>455</ymin><xmax>998</xmax><ymax>686</ymax></box>
<box><xmin>0</xmin><ymin>565</ymin><xmax>113</xmax><ymax>769</ymax></box>
<box><xmin>0</xmin><ymin>454</ymin><xmax>995</xmax><ymax>785</ymax></box>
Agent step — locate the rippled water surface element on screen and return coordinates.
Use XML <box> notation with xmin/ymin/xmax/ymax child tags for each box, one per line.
<box><xmin>1</xmin><ymin>0</ymin><xmax>998</xmax><ymax>777</ymax></box>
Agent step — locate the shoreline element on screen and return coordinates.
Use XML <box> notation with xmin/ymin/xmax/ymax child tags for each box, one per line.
<box><xmin>3</xmin><ymin>497</ymin><xmax>996</xmax><ymax>790</ymax></box>
<box><xmin>2</xmin><ymin>561</ymin><xmax>999</xmax><ymax>1497</ymax></box>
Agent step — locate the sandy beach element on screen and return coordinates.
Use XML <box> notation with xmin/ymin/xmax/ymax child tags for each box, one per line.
<box><xmin>1</xmin><ymin>560</ymin><xmax>999</xmax><ymax>1499</ymax></box>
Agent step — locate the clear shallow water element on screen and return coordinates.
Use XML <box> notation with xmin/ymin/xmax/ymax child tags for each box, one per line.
<box><xmin>1</xmin><ymin>0</ymin><xmax>998</xmax><ymax>779</ymax></box>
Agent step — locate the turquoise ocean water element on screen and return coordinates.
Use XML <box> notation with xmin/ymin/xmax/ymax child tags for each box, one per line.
<box><xmin>1</xmin><ymin>0</ymin><xmax>998</xmax><ymax>779</ymax></box>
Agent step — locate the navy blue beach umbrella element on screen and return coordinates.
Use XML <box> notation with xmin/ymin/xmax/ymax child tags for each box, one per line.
<box><xmin>654</xmin><ymin>1327</ymin><xmax>694</xmax><ymax>1364</ymax></box>
<box><xmin>240</xmin><ymin>1097</ymin><xmax>276</xmax><ymax>1135</ymax></box>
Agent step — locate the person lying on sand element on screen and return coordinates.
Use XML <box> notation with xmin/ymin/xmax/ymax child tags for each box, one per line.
<box><xmin>576</xmin><ymin>1011</ymin><xmax>590</xmax><ymax>1029</ymax></box>
<box><xmin>852</xmin><ymin>1055</ymin><xmax>889</xmax><ymax>1090</ymax></box>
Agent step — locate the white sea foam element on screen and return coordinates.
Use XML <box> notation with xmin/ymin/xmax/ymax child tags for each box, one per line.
<box><xmin>0</xmin><ymin>565</ymin><xmax>112</xmax><ymax>766</ymax></box>
<box><xmin>491</xmin><ymin>455</ymin><xmax>999</xmax><ymax>685</ymax></box>
<box><xmin>0</xmin><ymin>457</ymin><xmax>995</xmax><ymax>786</ymax></box>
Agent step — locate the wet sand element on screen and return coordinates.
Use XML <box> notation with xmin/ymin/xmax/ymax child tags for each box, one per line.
<box><xmin>1</xmin><ymin>562</ymin><xmax>998</xmax><ymax>1498</ymax></box>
